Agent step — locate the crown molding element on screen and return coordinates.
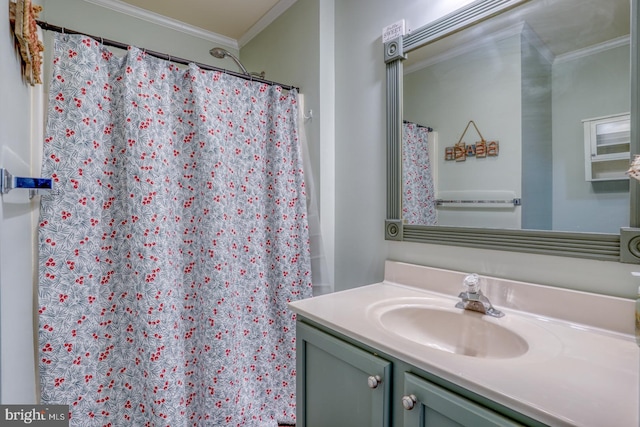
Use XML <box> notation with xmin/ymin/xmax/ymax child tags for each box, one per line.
<box><xmin>405</xmin><ymin>21</ymin><xmax>629</xmax><ymax>74</ymax></box>
<box><xmin>238</xmin><ymin>0</ymin><xmax>297</xmax><ymax>48</ymax></box>
<box><xmin>82</xmin><ymin>0</ymin><xmax>239</xmax><ymax>50</ymax></box>
<box><xmin>554</xmin><ymin>35</ymin><xmax>630</xmax><ymax>64</ymax></box>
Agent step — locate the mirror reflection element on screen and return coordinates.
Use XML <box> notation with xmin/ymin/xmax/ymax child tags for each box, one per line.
<box><xmin>402</xmin><ymin>0</ymin><xmax>630</xmax><ymax>233</ymax></box>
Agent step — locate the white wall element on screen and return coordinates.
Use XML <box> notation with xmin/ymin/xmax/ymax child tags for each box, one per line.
<box><xmin>552</xmin><ymin>44</ymin><xmax>630</xmax><ymax>233</ymax></box>
<box><xmin>0</xmin><ymin>0</ymin><xmax>43</xmax><ymax>403</ymax></box>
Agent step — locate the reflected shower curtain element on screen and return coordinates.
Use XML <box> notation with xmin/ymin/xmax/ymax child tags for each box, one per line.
<box><xmin>38</xmin><ymin>33</ymin><xmax>312</xmax><ymax>426</ymax></box>
<box><xmin>402</xmin><ymin>122</ymin><xmax>436</xmax><ymax>225</ymax></box>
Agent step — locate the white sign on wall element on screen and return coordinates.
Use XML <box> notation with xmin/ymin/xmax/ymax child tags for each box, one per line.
<box><xmin>382</xmin><ymin>20</ymin><xmax>406</xmax><ymax>43</ymax></box>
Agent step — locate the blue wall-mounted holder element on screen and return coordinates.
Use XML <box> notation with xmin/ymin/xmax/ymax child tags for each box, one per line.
<box><xmin>0</xmin><ymin>168</ymin><xmax>56</xmax><ymax>199</ymax></box>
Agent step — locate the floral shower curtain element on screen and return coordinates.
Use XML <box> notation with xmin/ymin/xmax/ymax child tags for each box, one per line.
<box><xmin>38</xmin><ymin>33</ymin><xmax>312</xmax><ymax>427</ymax></box>
<box><xmin>402</xmin><ymin>122</ymin><xmax>436</xmax><ymax>225</ymax></box>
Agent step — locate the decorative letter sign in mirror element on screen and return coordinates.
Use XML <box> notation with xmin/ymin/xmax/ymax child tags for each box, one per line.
<box><xmin>385</xmin><ymin>0</ymin><xmax>640</xmax><ymax>263</ymax></box>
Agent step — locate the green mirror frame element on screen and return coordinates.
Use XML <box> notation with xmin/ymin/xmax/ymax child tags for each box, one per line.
<box><xmin>384</xmin><ymin>0</ymin><xmax>640</xmax><ymax>263</ymax></box>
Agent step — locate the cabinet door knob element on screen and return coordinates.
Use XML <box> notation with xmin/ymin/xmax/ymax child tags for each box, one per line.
<box><xmin>367</xmin><ymin>375</ymin><xmax>382</xmax><ymax>389</ymax></box>
<box><xmin>402</xmin><ymin>394</ymin><xmax>417</xmax><ymax>410</ymax></box>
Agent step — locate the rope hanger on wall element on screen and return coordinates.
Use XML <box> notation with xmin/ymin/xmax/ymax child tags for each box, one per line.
<box><xmin>445</xmin><ymin>120</ymin><xmax>499</xmax><ymax>162</ymax></box>
<box><xmin>456</xmin><ymin>120</ymin><xmax>486</xmax><ymax>145</ymax></box>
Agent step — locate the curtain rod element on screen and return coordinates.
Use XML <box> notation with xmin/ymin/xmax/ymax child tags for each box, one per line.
<box><xmin>36</xmin><ymin>20</ymin><xmax>299</xmax><ymax>92</ymax></box>
<box><xmin>403</xmin><ymin>120</ymin><xmax>433</xmax><ymax>132</ymax></box>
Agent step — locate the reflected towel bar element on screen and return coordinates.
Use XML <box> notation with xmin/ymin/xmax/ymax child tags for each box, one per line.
<box><xmin>0</xmin><ymin>168</ymin><xmax>56</xmax><ymax>198</ymax></box>
<box><xmin>436</xmin><ymin>198</ymin><xmax>521</xmax><ymax>206</ymax></box>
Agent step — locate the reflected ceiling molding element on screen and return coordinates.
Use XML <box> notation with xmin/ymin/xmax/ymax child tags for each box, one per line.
<box><xmin>554</xmin><ymin>35</ymin><xmax>630</xmax><ymax>64</ymax></box>
<box><xmin>405</xmin><ymin>18</ymin><xmax>625</xmax><ymax>75</ymax></box>
<box><xmin>404</xmin><ymin>21</ymin><xmax>542</xmax><ymax>74</ymax></box>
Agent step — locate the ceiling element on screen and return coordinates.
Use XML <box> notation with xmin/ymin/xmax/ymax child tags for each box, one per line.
<box><xmin>111</xmin><ymin>0</ymin><xmax>628</xmax><ymax>56</ymax></box>
<box><xmin>115</xmin><ymin>0</ymin><xmax>294</xmax><ymax>46</ymax></box>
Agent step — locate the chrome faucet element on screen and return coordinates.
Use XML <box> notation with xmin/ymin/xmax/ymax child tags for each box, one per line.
<box><xmin>455</xmin><ymin>273</ymin><xmax>504</xmax><ymax>318</ymax></box>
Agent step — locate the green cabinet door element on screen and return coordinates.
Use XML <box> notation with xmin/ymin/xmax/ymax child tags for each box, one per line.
<box><xmin>402</xmin><ymin>372</ymin><xmax>524</xmax><ymax>427</ymax></box>
<box><xmin>296</xmin><ymin>321</ymin><xmax>392</xmax><ymax>427</ymax></box>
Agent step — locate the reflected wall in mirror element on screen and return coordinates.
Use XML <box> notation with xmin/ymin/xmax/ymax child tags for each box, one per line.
<box><xmin>385</xmin><ymin>0</ymin><xmax>640</xmax><ymax>262</ymax></box>
<box><xmin>402</xmin><ymin>0</ymin><xmax>630</xmax><ymax>233</ymax></box>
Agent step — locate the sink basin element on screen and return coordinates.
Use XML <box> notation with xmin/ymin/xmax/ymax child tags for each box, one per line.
<box><xmin>376</xmin><ymin>303</ymin><xmax>529</xmax><ymax>359</ymax></box>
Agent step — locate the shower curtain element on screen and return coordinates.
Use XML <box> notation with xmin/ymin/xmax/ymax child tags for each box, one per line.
<box><xmin>402</xmin><ymin>122</ymin><xmax>436</xmax><ymax>225</ymax></box>
<box><xmin>38</xmin><ymin>33</ymin><xmax>312</xmax><ymax>427</ymax></box>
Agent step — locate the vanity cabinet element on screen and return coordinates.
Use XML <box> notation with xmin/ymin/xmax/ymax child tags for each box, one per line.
<box><xmin>402</xmin><ymin>372</ymin><xmax>522</xmax><ymax>427</ymax></box>
<box><xmin>296</xmin><ymin>321</ymin><xmax>392</xmax><ymax>427</ymax></box>
<box><xmin>296</xmin><ymin>320</ymin><xmax>541</xmax><ymax>427</ymax></box>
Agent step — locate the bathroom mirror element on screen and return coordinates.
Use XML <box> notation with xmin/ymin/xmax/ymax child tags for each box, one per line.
<box><xmin>384</xmin><ymin>0</ymin><xmax>640</xmax><ymax>262</ymax></box>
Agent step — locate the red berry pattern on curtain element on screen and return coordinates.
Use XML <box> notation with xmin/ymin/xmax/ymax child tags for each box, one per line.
<box><xmin>402</xmin><ymin>122</ymin><xmax>436</xmax><ymax>225</ymax></box>
<box><xmin>38</xmin><ymin>33</ymin><xmax>312</xmax><ymax>427</ymax></box>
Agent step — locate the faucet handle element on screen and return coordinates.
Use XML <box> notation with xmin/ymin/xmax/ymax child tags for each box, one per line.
<box><xmin>463</xmin><ymin>273</ymin><xmax>481</xmax><ymax>293</ymax></box>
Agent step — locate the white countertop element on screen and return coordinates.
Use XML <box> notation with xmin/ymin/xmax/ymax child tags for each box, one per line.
<box><xmin>289</xmin><ymin>261</ymin><xmax>639</xmax><ymax>427</ymax></box>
